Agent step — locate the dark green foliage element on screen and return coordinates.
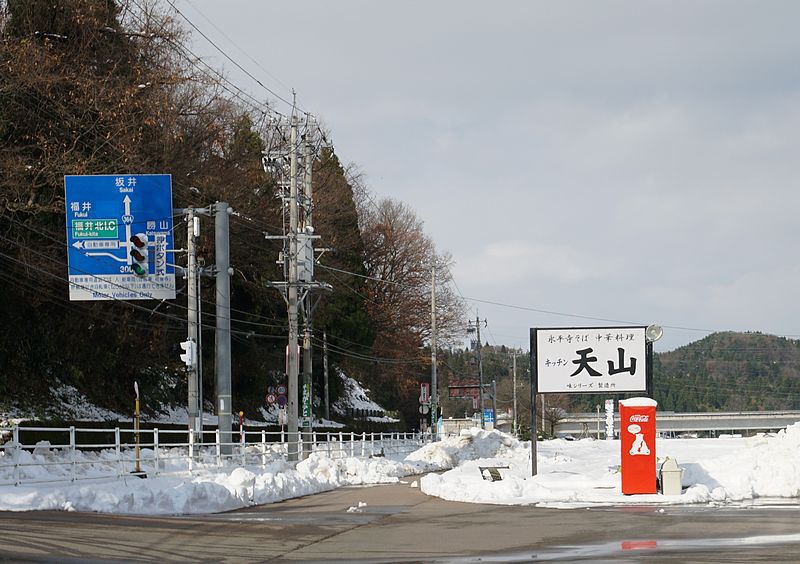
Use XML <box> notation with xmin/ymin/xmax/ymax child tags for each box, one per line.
<box><xmin>569</xmin><ymin>332</ymin><xmax>800</xmax><ymax>413</ymax></box>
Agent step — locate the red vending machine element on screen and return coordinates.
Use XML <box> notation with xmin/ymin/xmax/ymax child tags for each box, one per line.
<box><xmin>619</xmin><ymin>397</ymin><xmax>657</xmax><ymax>494</ymax></box>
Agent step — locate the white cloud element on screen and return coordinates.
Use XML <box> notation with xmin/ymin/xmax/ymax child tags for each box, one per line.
<box><xmin>454</xmin><ymin>240</ymin><xmax>609</xmax><ymax>287</ymax></box>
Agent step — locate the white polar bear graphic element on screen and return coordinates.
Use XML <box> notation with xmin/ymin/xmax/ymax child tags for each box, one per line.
<box><xmin>627</xmin><ymin>423</ymin><xmax>650</xmax><ymax>456</ymax></box>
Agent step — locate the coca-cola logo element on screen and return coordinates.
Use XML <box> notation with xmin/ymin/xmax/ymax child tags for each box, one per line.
<box><xmin>630</xmin><ymin>414</ymin><xmax>649</xmax><ymax>423</ymax></box>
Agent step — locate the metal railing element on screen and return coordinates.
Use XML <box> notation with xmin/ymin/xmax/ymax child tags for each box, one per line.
<box><xmin>0</xmin><ymin>425</ymin><xmax>427</xmax><ymax>487</ymax></box>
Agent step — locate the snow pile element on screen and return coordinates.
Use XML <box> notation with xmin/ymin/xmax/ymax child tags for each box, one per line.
<box><xmin>0</xmin><ymin>431</ymin><xmax>495</xmax><ymax>514</ymax></box>
<box><xmin>406</xmin><ymin>428</ymin><xmax>520</xmax><ymax>468</ymax></box>
<box><xmin>421</xmin><ymin>423</ymin><xmax>800</xmax><ymax>508</ymax></box>
<box><xmin>680</xmin><ymin>424</ymin><xmax>800</xmax><ymax>502</ymax></box>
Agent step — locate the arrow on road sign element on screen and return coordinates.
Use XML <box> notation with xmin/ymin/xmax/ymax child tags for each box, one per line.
<box><xmin>74</xmin><ymin>240</ymin><xmax>120</xmax><ymax>250</ymax></box>
<box><xmin>124</xmin><ymin>195</ymin><xmax>132</xmax><ymax>265</ymax></box>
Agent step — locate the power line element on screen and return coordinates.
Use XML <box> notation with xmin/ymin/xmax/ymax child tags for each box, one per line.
<box><xmin>164</xmin><ymin>0</ymin><xmax>305</xmax><ymax>116</ymax></box>
<box><xmin>176</xmin><ymin>0</ymin><xmax>293</xmax><ymax>92</ymax></box>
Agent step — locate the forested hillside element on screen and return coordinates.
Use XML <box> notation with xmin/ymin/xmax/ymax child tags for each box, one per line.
<box><xmin>654</xmin><ymin>332</ymin><xmax>800</xmax><ymax>412</ymax></box>
<box><xmin>0</xmin><ymin>0</ymin><xmax>464</xmax><ymax>427</ymax></box>
<box><xmin>556</xmin><ymin>332</ymin><xmax>800</xmax><ymax>415</ymax></box>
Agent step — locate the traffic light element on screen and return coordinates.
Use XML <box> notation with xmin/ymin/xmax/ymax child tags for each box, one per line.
<box><xmin>129</xmin><ymin>233</ymin><xmax>148</xmax><ymax>277</ymax></box>
<box><xmin>179</xmin><ymin>339</ymin><xmax>197</xmax><ymax>368</ymax></box>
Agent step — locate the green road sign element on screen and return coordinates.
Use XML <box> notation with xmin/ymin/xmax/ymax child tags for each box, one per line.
<box><xmin>71</xmin><ymin>219</ymin><xmax>118</xmax><ymax>239</ymax></box>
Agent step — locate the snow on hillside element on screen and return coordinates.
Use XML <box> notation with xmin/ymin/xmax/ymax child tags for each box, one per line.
<box><xmin>332</xmin><ymin>371</ymin><xmax>398</xmax><ymax>423</ymax></box>
<box><xmin>3</xmin><ymin>372</ymin><xmax>390</xmax><ymax>429</ymax></box>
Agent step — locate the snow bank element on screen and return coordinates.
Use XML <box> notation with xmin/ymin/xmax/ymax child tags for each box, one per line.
<box><xmin>2</xmin><ymin>424</ymin><xmax>800</xmax><ymax>514</ymax></box>
<box><xmin>421</xmin><ymin>423</ymin><xmax>800</xmax><ymax>508</ymax></box>
<box><xmin>0</xmin><ymin>431</ymin><xmax>498</xmax><ymax>515</ymax></box>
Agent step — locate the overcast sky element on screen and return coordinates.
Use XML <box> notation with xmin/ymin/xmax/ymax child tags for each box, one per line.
<box><xmin>179</xmin><ymin>1</ymin><xmax>800</xmax><ymax>352</ymax></box>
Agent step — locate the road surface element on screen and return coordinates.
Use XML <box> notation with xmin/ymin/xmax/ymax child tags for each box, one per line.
<box><xmin>1</xmin><ymin>479</ymin><xmax>799</xmax><ymax>562</ymax></box>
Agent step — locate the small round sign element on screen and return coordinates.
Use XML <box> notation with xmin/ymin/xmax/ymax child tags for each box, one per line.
<box><xmin>419</xmin><ymin>405</ymin><xmax>429</xmax><ymax>415</ymax></box>
<box><xmin>266</xmin><ymin>393</ymin><xmax>277</xmax><ymax>404</ymax></box>
<box><xmin>276</xmin><ymin>385</ymin><xmax>287</xmax><ymax>395</ymax></box>
<box><xmin>267</xmin><ymin>385</ymin><xmax>276</xmax><ymax>395</ymax></box>
<box><xmin>277</xmin><ymin>394</ymin><xmax>288</xmax><ymax>407</ymax></box>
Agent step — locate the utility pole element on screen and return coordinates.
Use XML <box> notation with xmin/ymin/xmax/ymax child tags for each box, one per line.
<box><xmin>214</xmin><ymin>201</ymin><xmax>233</xmax><ymax>454</ymax></box>
<box><xmin>491</xmin><ymin>379</ymin><xmax>497</xmax><ymax>430</ymax></box>
<box><xmin>186</xmin><ymin>208</ymin><xmax>200</xmax><ymax>437</ymax></box>
<box><xmin>430</xmin><ymin>264</ymin><xmax>438</xmax><ymax>438</ymax></box>
<box><xmin>286</xmin><ymin>116</ymin><xmax>300</xmax><ymax>461</ymax></box>
<box><xmin>476</xmin><ymin>314</ymin><xmax>485</xmax><ymax>429</ymax></box>
<box><xmin>323</xmin><ymin>330</ymin><xmax>330</xmax><ymax>421</ymax></box>
<box><xmin>264</xmin><ymin>113</ymin><xmax>330</xmax><ymax>461</ymax></box>
<box><xmin>301</xmin><ymin>135</ymin><xmax>314</xmax><ymax>458</ymax></box>
<box><xmin>512</xmin><ymin>353</ymin><xmax>517</xmax><ymax>437</ymax></box>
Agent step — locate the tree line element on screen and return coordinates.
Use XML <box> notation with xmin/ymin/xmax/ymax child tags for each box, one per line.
<box><xmin>0</xmin><ymin>0</ymin><xmax>465</xmax><ymax>427</ymax></box>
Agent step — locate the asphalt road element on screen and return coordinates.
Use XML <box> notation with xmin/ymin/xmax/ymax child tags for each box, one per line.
<box><xmin>1</xmin><ymin>479</ymin><xmax>799</xmax><ymax>562</ymax></box>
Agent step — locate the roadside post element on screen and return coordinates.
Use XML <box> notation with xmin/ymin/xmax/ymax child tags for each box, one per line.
<box><xmin>619</xmin><ymin>398</ymin><xmax>658</xmax><ymax>494</ymax></box>
<box><xmin>605</xmin><ymin>399</ymin><xmax>615</xmax><ymax>440</ymax></box>
<box><xmin>132</xmin><ymin>381</ymin><xmax>145</xmax><ymax>478</ymax></box>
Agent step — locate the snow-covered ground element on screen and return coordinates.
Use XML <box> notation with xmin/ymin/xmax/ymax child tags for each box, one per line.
<box><xmin>421</xmin><ymin>425</ymin><xmax>800</xmax><ymax>508</ymax></box>
<box><xmin>1</xmin><ymin>424</ymin><xmax>799</xmax><ymax>515</ymax></box>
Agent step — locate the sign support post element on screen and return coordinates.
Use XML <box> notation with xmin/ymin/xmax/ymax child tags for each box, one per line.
<box><xmin>530</xmin><ymin>328</ymin><xmax>538</xmax><ymax>476</ymax></box>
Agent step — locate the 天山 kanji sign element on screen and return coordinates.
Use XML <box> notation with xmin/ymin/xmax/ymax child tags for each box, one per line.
<box><xmin>532</xmin><ymin>326</ymin><xmax>648</xmax><ymax>394</ymax></box>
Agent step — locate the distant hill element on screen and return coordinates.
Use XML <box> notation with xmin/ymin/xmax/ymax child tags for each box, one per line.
<box><xmin>654</xmin><ymin>332</ymin><xmax>800</xmax><ymax>412</ymax></box>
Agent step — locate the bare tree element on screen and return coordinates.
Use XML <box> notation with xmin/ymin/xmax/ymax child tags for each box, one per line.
<box><xmin>359</xmin><ymin>197</ymin><xmax>465</xmax><ymax>348</ymax></box>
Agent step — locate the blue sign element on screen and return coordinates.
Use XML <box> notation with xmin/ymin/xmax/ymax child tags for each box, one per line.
<box><xmin>64</xmin><ymin>174</ymin><xmax>176</xmax><ymax>301</ymax></box>
<box><xmin>484</xmin><ymin>408</ymin><xmax>494</xmax><ymax>423</ymax></box>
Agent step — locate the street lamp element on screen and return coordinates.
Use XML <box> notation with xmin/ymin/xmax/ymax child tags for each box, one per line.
<box><xmin>645</xmin><ymin>324</ymin><xmax>663</xmax><ymax>398</ymax></box>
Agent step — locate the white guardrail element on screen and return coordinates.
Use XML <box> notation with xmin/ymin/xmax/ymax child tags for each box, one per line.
<box><xmin>0</xmin><ymin>426</ymin><xmax>428</xmax><ymax>487</ymax></box>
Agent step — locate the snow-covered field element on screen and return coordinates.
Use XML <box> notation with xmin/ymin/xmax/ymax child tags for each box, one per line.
<box><xmin>1</xmin><ymin>425</ymin><xmax>799</xmax><ymax>515</ymax></box>
<box><xmin>421</xmin><ymin>425</ymin><xmax>800</xmax><ymax>508</ymax></box>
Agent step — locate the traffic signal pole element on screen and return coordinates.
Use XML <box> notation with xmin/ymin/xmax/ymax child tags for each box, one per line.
<box><xmin>186</xmin><ymin>208</ymin><xmax>200</xmax><ymax>436</ymax></box>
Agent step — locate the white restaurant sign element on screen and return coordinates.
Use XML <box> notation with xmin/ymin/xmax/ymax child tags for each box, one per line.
<box><xmin>532</xmin><ymin>326</ymin><xmax>648</xmax><ymax>393</ymax></box>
